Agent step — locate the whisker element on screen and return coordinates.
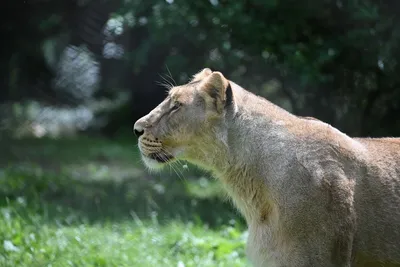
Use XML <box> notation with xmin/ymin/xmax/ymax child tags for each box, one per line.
<box><xmin>162</xmin><ymin>73</ymin><xmax>174</xmax><ymax>86</ymax></box>
<box><xmin>172</xmin><ymin>161</ymin><xmax>186</xmax><ymax>180</ymax></box>
<box><xmin>155</xmin><ymin>80</ymin><xmax>173</xmax><ymax>92</ymax></box>
<box><xmin>134</xmin><ymin>143</ymin><xmax>143</xmax><ymax>164</ymax></box>
<box><xmin>158</xmin><ymin>74</ymin><xmax>174</xmax><ymax>89</ymax></box>
<box><xmin>179</xmin><ymin>159</ymin><xmax>190</xmax><ymax>172</ymax></box>
<box><xmin>159</xmin><ymin>148</ymin><xmax>186</xmax><ymax>181</ymax></box>
<box><xmin>171</xmin><ymin>158</ymin><xmax>188</xmax><ymax>181</ymax></box>
<box><xmin>169</xmin><ymin>161</ymin><xmax>185</xmax><ymax>181</ymax></box>
<box><xmin>165</xmin><ymin>65</ymin><xmax>177</xmax><ymax>86</ymax></box>
<box><xmin>168</xmin><ymin>163</ymin><xmax>173</xmax><ymax>176</ymax></box>
<box><xmin>155</xmin><ymin>79</ymin><xmax>172</xmax><ymax>87</ymax></box>
<box><xmin>168</xmin><ymin>163</ymin><xmax>184</xmax><ymax>181</ymax></box>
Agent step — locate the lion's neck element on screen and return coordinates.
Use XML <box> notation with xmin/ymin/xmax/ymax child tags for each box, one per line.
<box><xmin>223</xmin><ymin>111</ymin><xmax>293</xmax><ymax>222</ymax></box>
<box><xmin>189</xmin><ymin>89</ymin><xmax>297</xmax><ymax>223</ymax></box>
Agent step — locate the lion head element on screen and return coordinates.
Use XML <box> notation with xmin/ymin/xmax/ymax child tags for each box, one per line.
<box><xmin>133</xmin><ymin>68</ymin><xmax>233</xmax><ymax>170</ymax></box>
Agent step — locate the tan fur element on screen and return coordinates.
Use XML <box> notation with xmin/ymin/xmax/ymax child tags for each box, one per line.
<box><xmin>134</xmin><ymin>68</ymin><xmax>400</xmax><ymax>267</ymax></box>
<box><xmin>191</xmin><ymin>67</ymin><xmax>212</xmax><ymax>82</ymax></box>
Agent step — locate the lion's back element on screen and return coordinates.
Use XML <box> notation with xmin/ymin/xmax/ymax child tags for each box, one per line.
<box><xmin>293</xmin><ymin>125</ymin><xmax>400</xmax><ymax>262</ymax></box>
<box><xmin>352</xmin><ymin>137</ymin><xmax>400</xmax><ymax>262</ymax></box>
<box><xmin>355</xmin><ymin>137</ymin><xmax>400</xmax><ymax>156</ymax></box>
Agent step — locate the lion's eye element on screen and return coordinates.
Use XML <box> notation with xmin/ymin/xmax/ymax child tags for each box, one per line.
<box><xmin>172</xmin><ymin>101</ymin><xmax>182</xmax><ymax>110</ymax></box>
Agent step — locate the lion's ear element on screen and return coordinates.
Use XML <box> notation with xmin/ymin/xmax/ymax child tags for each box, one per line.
<box><xmin>191</xmin><ymin>68</ymin><xmax>213</xmax><ymax>82</ymax></box>
<box><xmin>203</xmin><ymin>72</ymin><xmax>229</xmax><ymax>99</ymax></box>
<box><xmin>200</xmin><ymin>71</ymin><xmax>230</xmax><ymax>113</ymax></box>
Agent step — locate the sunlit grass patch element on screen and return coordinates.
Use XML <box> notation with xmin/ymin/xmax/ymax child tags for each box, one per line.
<box><xmin>0</xmin><ymin>198</ymin><xmax>247</xmax><ymax>267</ymax></box>
<box><xmin>0</xmin><ymin>135</ymin><xmax>248</xmax><ymax>266</ymax></box>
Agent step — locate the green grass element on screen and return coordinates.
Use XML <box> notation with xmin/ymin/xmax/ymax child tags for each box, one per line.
<box><xmin>0</xmin><ymin>134</ymin><xmax>248</xmax><ymax>266</ymax></box>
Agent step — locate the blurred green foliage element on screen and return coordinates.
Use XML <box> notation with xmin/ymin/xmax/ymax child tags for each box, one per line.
<box><xmin>1</xmin><ymin>0</ymin><xmax>400</xmax><ymax>136</ymax></box>
<box><xmin>118</xmin><ymin>0</ymin><xmax>400</xmax><ymax>136</ymax></box>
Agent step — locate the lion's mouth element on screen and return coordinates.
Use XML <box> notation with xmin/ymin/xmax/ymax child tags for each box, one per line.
<box><xmin>148</xmin><ymin>152</ymin><xmax>174</xmax><ymax>163</ymax></box>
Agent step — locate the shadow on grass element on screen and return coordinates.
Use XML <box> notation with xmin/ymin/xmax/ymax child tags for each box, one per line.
<box><xmin>0</xmin><ymin>136</ymin><xmax>245</xmax><ymax>230</ymax></box>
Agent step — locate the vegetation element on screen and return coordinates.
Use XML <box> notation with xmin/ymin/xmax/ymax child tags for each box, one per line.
<box><xmin>0</xmin><ymin>136</ymin><xmax>247</xmax><ymax>266</ymax></box>
<box><xmin>1</xmin><ymin>0</ymin><xmax>400</xmax><ymax>136</ymax></box>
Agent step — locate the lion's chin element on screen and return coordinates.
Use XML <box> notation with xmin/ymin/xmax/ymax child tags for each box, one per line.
<box><xmin>141</xmin><ymin>153</ymin><xmax>174</xmax><ymax>171</ymax></box>
<box><xmin>142</xmin><ymin>156</ymin><xmax>166</xmax><ymax>171</ymax></box>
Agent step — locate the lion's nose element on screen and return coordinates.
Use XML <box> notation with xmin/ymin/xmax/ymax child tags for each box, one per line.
<box><xmin>133</xmin><ymin>120</ymin><xmax>145</xmax><ymax>137</ymax></box>
<box><xmin>134</xmin><ymin>128</ymin><xmax>144</xmax><ymax>137</ymax></box>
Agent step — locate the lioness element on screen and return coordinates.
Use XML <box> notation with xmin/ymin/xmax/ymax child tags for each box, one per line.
<box><xmin>133</xmin><ymin>68</ymin><xmax>400</xmax><ymax>267</ymax></box>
